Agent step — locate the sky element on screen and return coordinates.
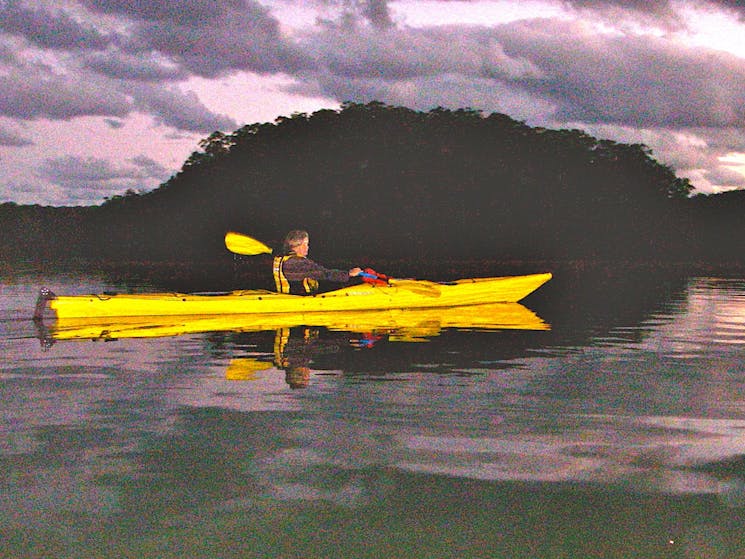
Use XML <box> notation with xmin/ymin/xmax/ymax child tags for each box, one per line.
<box><xmin>1</xmin><ymin>0</ymin><xmax>744</xmax><ymax>206</ymax></box>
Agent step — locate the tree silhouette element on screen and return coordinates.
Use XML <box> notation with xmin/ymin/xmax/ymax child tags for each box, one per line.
<box><xmin>2</xmin><ymin>101</ymin><xmax>741</xmax><ymax>269</ymax></box>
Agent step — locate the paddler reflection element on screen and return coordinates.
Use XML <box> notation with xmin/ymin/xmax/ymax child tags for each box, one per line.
<box><xmin>273</xmin><ymin>327</ymin><xmax>318</xmax><ymax>389</ymax></box>
<box><xmin>226</xmin><ymin>327</ymin><xmax>344</xmax><ymax>389</ymax></box>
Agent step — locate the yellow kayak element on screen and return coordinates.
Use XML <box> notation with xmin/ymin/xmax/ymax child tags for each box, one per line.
<box><xmin>35</xmin><ymin>273</ymin><xmax>552</xmax><ymax>320</ymax></box>
<box><xmin>40</xmin><ymin>302</ymin><xmax>549</xmax><ymax>343</ymax></box>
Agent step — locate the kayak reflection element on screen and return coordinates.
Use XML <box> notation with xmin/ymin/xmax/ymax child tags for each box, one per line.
<box><xmin>39</xmin><ymin>303</ymin><xmax>550</xmax><ymax>388</ymax></box>
<box><xmin>41</xmin><ymin>302</ymin><xmax>549</xmax><ymax>344</ymax></box>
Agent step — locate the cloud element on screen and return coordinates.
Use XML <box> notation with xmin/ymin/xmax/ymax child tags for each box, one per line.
<box><xmin>3</xmin><ymin>154</ymin><xmax>172</xmax><ymax>205</ymax></box>
<box><xmin>332</xmin><ymin>0</ymin><xmax>395</xmax><ymax>29</ymax></box>
<box><xmin>0</xmin><ymin>68</ymin><xmax>131</xmax><ymax>120</ymax></box>
<box><xmin>300</xmin><ymin>23</ymin><xmax>543</xmax><ymax>84</ymax></box>
<box><xmin>0</xmin><ymin>38</ymin><xmax>17</xmax><ymax>62</ymax></box>
<box><xmin>0</xmin><ymin>45</ymin><xmax>235</xmax><ymax>134</ymax></box>
<box><xmin>0</xmin><ymin>2</ymin><xmax>112</xmax><ymax>50</ymax></box>
<box><xmin>296</xmin><ymin>15</ymin><xmax>745</xmax><ymax>131</ymax></box>
<box><xmin>79</xmin><ymin>0</ymin><xmax>242</xmax><ymax>24</ymax></box>
<box><xmin>104</xmin><ymin>118</ymin><xmax>125</xmax><ymax>129</ymax></box>
<box><xmin>489</xmin><ymin>18</ymin><xmax>745</xmax><ymax>128</ymax></box>
<box><xmin>130</xmin><ymin>154</ymin><xmax>171</xmax><ymax>177</ymax></box>
<box><xmin>0</xmin><ymin>1</ymin><xmax>297</xmax><ymax>133</ymax></box>
<box><xmin>561</xmin><ymin>0</ymin><xmax>684</xmax><ymax>27</ymax></box>
<box><xmin>80</xmin><ymin>0</ymin><xmax>313</xmax><ymax>78</ymax></box>
<box><xmin>40</xmin><ymin>154</ymin><xmax>164</xmax><ymax>185</ymax></box>
<box><xmin>558</xmin><ymin>0</ymin><xmax>745</xmax><ymax>23</ymax></box>
<box><xmin>84</xmin><ymin>50</ymin><xmax>188</xmax><ymax>81</ymax></box>
<box><xmin>360</xmin><ymin>0</ymin><xmax>395</xmax><ymax>29</ymax></box>
<box><xmin>2</xmin><ymin>180</ymin><xmax>86</xmax><ymax>206</ymax></box>
<box><xmin>703</xmin><ymin>127</ymin><xmax>745</xmax><ymax>153</ymax></box>
<box><xmin>37</xmin><ymin>154</ymin><xmax>171</xmax><ymax>199</ymax></box>
<box><xmin>0</xmin><ymin>124</ymin><xmax>33</xmax><ymax>146</ymax></box>
<box><xmin>308</xmin><ymin>72</ymin><xmax>556</xmax><ymax>122</ymax></box>
<box><xmin>698</xmin><ymin>0</ymin><xmax>745</xmax><ymax>19</ymax></box>
<box><xmin>3</xmin><ymin>1</ymin><xmax>744</xmax><ymax>136</ymax></box>
<box><xmin>128</xmin><ymin>83</ymin><xmax>238</xmax><ymax>132</ymax></box>
<box><xmin>704</xmin><ymin>162</ymin><xmax>745</xmax><ymax>187</ymax></box>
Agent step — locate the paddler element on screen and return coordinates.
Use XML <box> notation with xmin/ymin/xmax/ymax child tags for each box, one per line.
<box><xmin>273</xmin><ymin>230</ymin><xmax>362</xmax><ymax>295</ymax></box>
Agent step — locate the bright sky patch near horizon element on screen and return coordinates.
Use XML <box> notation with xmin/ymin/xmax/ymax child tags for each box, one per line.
<box><xmin>0</xmin><ymin>0</ymin><xmax>744</xmax><ymax>206</ymax></box>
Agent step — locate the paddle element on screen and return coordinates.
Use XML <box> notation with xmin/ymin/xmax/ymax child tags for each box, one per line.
<box><xmin>224</xmin><ymin>232</ymin><xmax>440</xmax><ymax>297</ymax></box>
<box><xmin>225</xmin><ymin>231</ymin><xmax>274</xmax><ymax>256</ymax></box>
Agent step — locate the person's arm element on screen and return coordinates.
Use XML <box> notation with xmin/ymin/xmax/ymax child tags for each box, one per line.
<box><xmin>284</xmin><ymin>258</ymin><xmax>359</xmax><ymax>283</ymax></box>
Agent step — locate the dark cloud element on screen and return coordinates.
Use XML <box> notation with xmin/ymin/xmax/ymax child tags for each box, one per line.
<box><xmin>0</xmin><ymin>39</ymin><xmax>16</xmax><ymax>63</ymax></box>
<box><xmin>303</xmin><ymin>26</ymin><xmax>443</xmax><ymax>79</ymax></box>
<box><xmin>84</xmin><ymin>51</ymin><xmax>188</xmax><ymax>81</ymax></box>
<box><xmin>0</xmin><ymin>69</ymin><xmax>131</xmax><ymax>120</ymax></box>
<box><xmin>703</xmin><ymin>127</ymin><xmax>745</xmax><ymax>153</ymax></box>
<box><xmin>560</xmin><ymin>0</ymin><xmax>745</xmax><ymax>26</ymax></box>
<box><xmin>566</xmin><ymin>0</ymin><xmax>672</xmax><ymax>9</ymax></box>
<box><xmin>301</xmin><ymin>16</ymin><xmax>744</xmax><ymax>131</ymax></box>
<box><xmin>0</xmin><ymin>65</ymin><xmax>236</xmax><ymax>132</ymax></box>
<box><xmin>130</xmin><ymin>154</ymin><xmax>170</xmax><ymax>178</ymax></box>
<box><xmin>129</xmin><ymin>17</ymin><xmax>308</xmax><ymax>78</ymax></box>
<box><xmin>0</xmin><ymin>3</ymin><xmax>112</xmax><ymax>50</ymax></box>
<box><xmin>701</xmin><ymin>0</ymin><xmax>745</xmax><ymax>18</ymax></box>
<box><xmin>316</xmin><ymin>0</ymin><xmax>394</xmax><ymax>28</ymax></box>
<box><xmin>358</xmin><ymin>0</ymin><xmax>395</xmax><ymax>29</ymax></box>
<box><xmin>705</xmin><ymin>163</ymin><xmax>745</xmax><ymax>186</ymax></box>
<box><xmin>0</xmin><ymin>0</ymin><xmax>312</xmax><ymax>79</ymax></box>
<box><xmin>80</xmin><ymin>0</ymin><xmax>313</xmax><ymax>77</ymax></box>
<box><xmin>127</xmin><ymin>83</ymin><xmax>238</xmax><ymax>133</ymax></box>
<box><xmin>714</xmin><ymin>0</ymin><xmax>745</xmax><ymax>9</ymax></box>
<box><xmin>490</xmin><ymin>18</ymin><xmax>745</xmax><ymax>128</ymax></box>
<box><xmin>562</xmin><ymin>0</ymin><xmax>681</xmax><ymax>22</ymax></box>
<box><xmin>38</xmin><ymin>154</ymin><xmax>170</xmax><ymax>191</ymax></box>
<box><xmin>40</xmin><ymin>155</ymin><xmax>139</xmax><ymax>186</ymax></box>
<box><xmin>0</xmin><ymin>124</ymin><xmax>33</xmax><ymax>146</ymax></box>
<box><xmin>0</xmin><ymin>1</ymin><xmax>270</xmax><ymax>140</ymax></box>
<box><xmin>3</xmin><ymin>0</ymin><xmax>743</xmax><ymax>133</ymax></box>
<box><xmin>302</xmin><ymin>23</ymin><xmax>544</xmax><ymax>82</ymax></box>
<box><xmin>28</xmin><ymin>153</ymin><xmax>172</xmax><ymax>204</ymax></box>
<box><xmin>104</xmin><ymin>118</ymin><xmax>125</xmax><ymax>128</ymax></box>
<box><xmin>80</xmin><ymin>0</ymin><xmax>244</xmax><ymax>24</ymax></box>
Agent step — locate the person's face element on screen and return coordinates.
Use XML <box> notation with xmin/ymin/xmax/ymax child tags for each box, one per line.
<box><xmin>295</xmin><ymin>236</ymin><xmax>309</xmax><ymax>257</ymax></box>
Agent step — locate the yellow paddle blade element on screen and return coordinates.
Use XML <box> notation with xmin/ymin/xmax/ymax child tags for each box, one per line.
<box><xmin>225</xmin><ymin>357</ymin><xmax>274</xmax><ymax>381</ymax></box>
<box><xmin>225</xmin><ymin>232</ymin><xmax>273</xmax><ymax>256</ymax></box>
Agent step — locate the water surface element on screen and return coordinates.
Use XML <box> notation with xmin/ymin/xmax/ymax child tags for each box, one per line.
<box><xmin>2</xmin><ymin>268</ymin><xmax>745</xmax><ymax>558</ymax></box>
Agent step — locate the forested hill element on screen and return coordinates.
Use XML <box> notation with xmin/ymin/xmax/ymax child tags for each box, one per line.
<box><xmin>1</xmin><ymin>101</ymin><xmax>742</xmax><ymax>266</ymax></box>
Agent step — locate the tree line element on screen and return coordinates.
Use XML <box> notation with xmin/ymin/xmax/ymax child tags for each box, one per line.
<box><xmin>1</xmin><ymin>101</ymin><xmax>742</xmax><ymax>268</ymax></box>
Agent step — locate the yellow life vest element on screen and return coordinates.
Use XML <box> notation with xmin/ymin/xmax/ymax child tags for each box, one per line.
<box><xmin>272</xmin><ymin>255</ymin><xmax>319</xmax><ymax>295</ymax></box>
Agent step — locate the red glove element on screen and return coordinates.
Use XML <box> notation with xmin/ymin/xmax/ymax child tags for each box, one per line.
<box><xmin>360</xmin><ymin>268</ymin><xmax>389</xmax><ymax>286</ymax></box>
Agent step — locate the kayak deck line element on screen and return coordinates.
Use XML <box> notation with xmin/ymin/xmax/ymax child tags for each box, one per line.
<box><xmin>34</xmin><ymin>273</ymin><xmax>552</xmax><ymax>321</ymax></box>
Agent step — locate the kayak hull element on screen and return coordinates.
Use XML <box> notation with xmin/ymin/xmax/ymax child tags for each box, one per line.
<box><xmin>36</xmin><ymin>273</ymin><xmax>552</xmax><ymax>320</ymax></box>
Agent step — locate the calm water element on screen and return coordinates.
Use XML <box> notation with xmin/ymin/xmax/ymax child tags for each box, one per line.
<box><xmin>2</xmin><ymin>267</ymin><xmax>745</xmax><ymax>558</ymax></box>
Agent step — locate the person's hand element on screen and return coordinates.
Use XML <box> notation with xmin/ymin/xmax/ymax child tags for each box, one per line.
<box><xmin>349</xmin><ymin>267</ymin><xmax>362</xmax><ymax>277</ymax></box>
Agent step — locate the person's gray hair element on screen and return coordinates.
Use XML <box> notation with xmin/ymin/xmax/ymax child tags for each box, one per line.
<box><xmin>283</xmin><ymin>230</ymin><xmax>308</xmax><ymax>254</ymax></box>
